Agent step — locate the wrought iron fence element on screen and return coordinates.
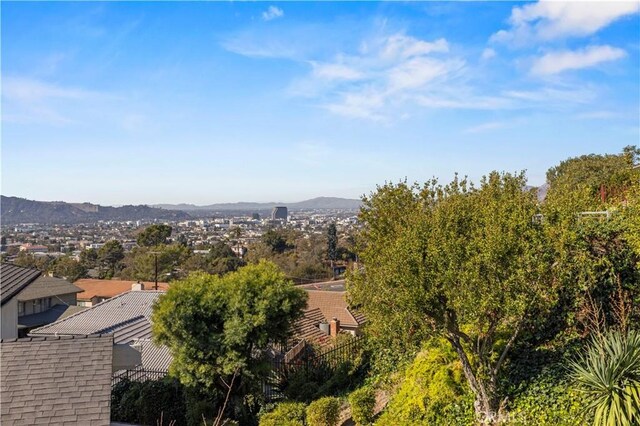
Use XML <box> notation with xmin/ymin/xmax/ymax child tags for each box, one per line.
<box><xmin>112</xmin><ymin>368</ymin><xmax>169</xmax><ymax>387</ymax></box>
<box><xmin>265</xmin><ymin>335</ymin><xmax>365</xmax><ymax>401</ymax></box>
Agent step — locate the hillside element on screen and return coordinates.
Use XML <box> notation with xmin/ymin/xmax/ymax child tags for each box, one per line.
<box><xmin>0</xmin><ymin>196</ymin><xmax>191</xmax><ymax>224</ymax></box>
<box><xmin>154</xmin><ymin>196</ymin><xmax>362</xmax><ymax>212</ymax></box>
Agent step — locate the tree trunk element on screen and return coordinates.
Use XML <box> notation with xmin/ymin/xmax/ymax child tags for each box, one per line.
<box><xmin>447</xmin><ymin>333</ymin><xmax>501</xmax><ymax>424</ymax></box>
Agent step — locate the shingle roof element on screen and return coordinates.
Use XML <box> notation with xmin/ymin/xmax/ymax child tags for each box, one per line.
<box><xmin>291</xmin><ymin>308</ymin><xmax>331</xmax><ymax>347</ymax></box>
<box><xmin>17</xmin><ymin>304</ymin><xmax>86</xmax><ymax>329</ymax></box>
<box><xmin>16</xmin><ymin>275</ymin><xmax>83</xmax><ymax>301</ymax></box>
<box><xmin>30</xmin><ymin>290</ymin><xmax>164</xmax><ymax>337</ymax></box>
<box><xmin>304</xmin><ymin>290</ymin><xmax>365</xmax><ymax>327</ymax></box>
<box><xmin>0</xmin><ymin>263</ymin><xmax>41</xmax><ymax>306</ymax></box>
<box><xmin>74</xmin><ymin>279</ymin><xmax>169</xmax><ymax>301</ymax></box>
<box><xmin>0</xmin><ymin>334</ymin><xmax>113</xmax><ymax>425</ymax></box>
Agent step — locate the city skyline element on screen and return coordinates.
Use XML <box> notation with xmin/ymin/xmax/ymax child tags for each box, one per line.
<box><xmin>3</xmin><ymin>2</ymin><xmax>639</xmax><ymax>205</ymax></box>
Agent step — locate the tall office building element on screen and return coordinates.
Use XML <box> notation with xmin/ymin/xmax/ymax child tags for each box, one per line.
<box><xmin>271</xmin><ymin>206</ymin><xmax>288</xmax><ymax>221</ymax></box>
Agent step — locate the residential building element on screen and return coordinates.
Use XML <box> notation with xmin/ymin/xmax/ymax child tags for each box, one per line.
<box><xmin>299</xmin><ymin>280</ymin><xmax>366</xmax><ymax>336</ymax></box>
<box><xmin>30</xmin><ymin>290</ymin><xmax>172</xmax><ymax>373</ymax></box>
<box><xmin>19</xmin><ymin>244</ymin><xmax>49</xmax><ymax>253</ymax></box>
<box><xmin>73</xmin><ymin>279</ymin><xmax>170</xmax><ymax>307</ymax></box>
<box><xmin>1</xmin><ymin>335</ymin><xmax>115</xmax><ymax>425</ymax></box>
<box><xmin>0</xmin><ymin>264</ymin><xmax>41</xmax><ymax>339</ymax></box>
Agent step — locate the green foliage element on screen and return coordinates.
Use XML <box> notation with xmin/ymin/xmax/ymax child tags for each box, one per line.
<box><xmin>348</xmin><ymin>386</ymin><xmax>376</xmax><ymax>426</ymax></box>
<box><xmin>262</xmin><ymin>228</ymin><xmax>294</xmax><ymax>254</ymax></box>
<box><xmin>306</xmin><ymin>397</ymin><xmax>342</xmax><ymax>426</ymax></box>
<box><xmin>327</xmin><ymin>223</ymin><xmax>337</xmax><ymax>262</ymax></box>
<box><xmin>97</xmin><ymin>240</ymin><xmax>124</xmax><ymax>278</ymax></box>
<box><xmin>111</xmin><ymin>378</ymin><xmax>187</xmax><ymax>425</ymax></box>
<box><xmin>152</xmin><ymin>261</ymin><xmax>308</xmax><ymax>421</ymax></box>
<box><xmin>570</xmin><ymin>329</ymin><xmax>640</xmax><ymax>426</ymax></box>
<box><xmin>259</xmin><ymin>402</ymin><xmax>307</xmax><ymax>426</ymax></box>
<box><xmin>349</xmin><ymin>172</ymin><xmax>555</xmax><ymax>420</ymax></box>
<box><xmin>375</xmin><ymin>340</ymin><xmax>473</xmax><ymax>426</ymax></box>
<box><xmin>137</xmin><ymin>224</ymin><xmax>173</xmax><ymax>247</ymax></box>
<box><xmin>50</xmin><ymin>256</ymin><xmax>86</xmax><ymax>281</ymax></box>
<box><xmin>120</xmin><ymin>243</ymin><xmax>191</xmax><ymax>282</ymax></box>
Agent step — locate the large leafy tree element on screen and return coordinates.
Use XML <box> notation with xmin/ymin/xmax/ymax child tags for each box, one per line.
<box><xmin>152</xmin><ymin>262</ymin><xmax>307</xmax><ymax>419</ymax></box>
<box><xmin>348</xmin><ymin>172</ymin><xmax>555</xmax><ymax>423</ymax></box>
<box><xmin>97</xmin><ymin>240</ymin><xmax>125</xmax><ymax>279</ymax></box>
<box><xmin>137</xmin><ymin>224</ymin><xmax>173</xmax><ymax>247</ymax></box>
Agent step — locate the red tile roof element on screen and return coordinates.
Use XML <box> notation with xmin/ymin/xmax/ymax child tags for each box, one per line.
<box><xmin>74</xmin><ymin>279</ymin><xmax>169</xmax><ymax>301</ymax></box>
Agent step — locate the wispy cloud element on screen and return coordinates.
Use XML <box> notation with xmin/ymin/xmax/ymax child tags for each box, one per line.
<box><xmin>464</xmin><ymin>121</ymin><xmax>508</xmax><ymax>134</ymax></box>
<box><xmin>491</xmin><ymin>1</ymin><xmax>640</xmax><ymax>45</ymax></box>
<box><xmin>531</xmin><ymin>45</ymin><xmax>626</xmax><ymax>76</ymax></box>
<box><xmin>262</xmin><ymin>6</ymin><xmax>284</xmax><ymax>22</ymax></box>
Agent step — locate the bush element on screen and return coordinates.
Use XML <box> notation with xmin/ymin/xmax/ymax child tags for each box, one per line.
<box><xmin>348</xmin><ymin>387</ymin><xmax>376</xmax><ymax>426</ymax></box>
<box><xmin>306</xmin><ymin>397</ymin><xmax>342</xmax><ymax>426</ymax></box>
<box><xmin>375</xmin><ymin>340</ymin><xmax>473</xmax><ymax>426</ymax></box>
<box><xmin>259</xmin><ymin>402</ymin><xmax>307</xmax><ymax>426</ymax></box>
<box><xmin>570</xmin><ymin>329</ymin><xmax>640</xmax><ymax>426</ymax></box>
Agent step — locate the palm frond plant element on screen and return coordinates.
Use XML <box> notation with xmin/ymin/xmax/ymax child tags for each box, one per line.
<box><xmin>569</xmin><ymin>329</ymin><xmax>640</xmax><ymax>426</ymax></box>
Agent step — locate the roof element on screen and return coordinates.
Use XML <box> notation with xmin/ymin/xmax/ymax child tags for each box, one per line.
<box><xmin>298</xmin><ymin>279</ymin><xmax>346</xmax><ymax>292</ymax></box>
<box><xmin>0</xmin><ymin>334</ymin><xmax>113</xmax><ymax>425</ymax></box>
<box><xmin>304</xmin><ymin>289</ymin><xmax>365</xmax><ymax>328</ymax></box>
<box><xmin>291</xmin><ymin>308</ymin><xmax>331</xmax><ymax>347</ymax></box>
<box><xmin>137</xmin><ymin>339</ymin><xmax>173</xmax><ymax>371</ymax></box>
<box><xmin>74</xmin><ymin>278</ymin><xmax>170</xmax><ymax>300</ymax></box>
<box><xmin>30</xmin><ymin>290</ymin><xmax>164</xmax><ymax>337</ymax></box>
<box><xmin>113</xmin><ymin>316</ymin><xmax>152</xmax><ymax>344</ymax></box>
<box><xmin>0</xmin><ymin>263</ymin><xmax>41</xmax><ymax>306</ymax></box>
<box><xmin>16</xmin><ymin>275</ymin><xmax>83</xmax><ymax>301</ymax></box>
<box><xmin>18</xmin><ymin>304</ymin><xmax>86</xmax><ymax>329</ymax></box>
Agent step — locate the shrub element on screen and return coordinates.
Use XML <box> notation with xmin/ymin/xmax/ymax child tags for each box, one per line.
<box><xmin>259</xmin><ymin>402</ymin><xmax>307</xmax><ymax>426</ymax></box>
<box><xmin>570</xmin><ymin>329</ymin><xmax>640</xmax><ymax>426</ymax></box>
<box><xmin>306</xmin><ymin>397</ymin><xmax>342</xmax><ymax>426</ymax></box>
<box><xmin>348</xmin><ymin>387</ymin><xmax>376</xmax><ymax>426</ymax></box>
<box><xmin>375</xmin><ymin>340</ymin><xmax>473</xmax><ymax>426</ymax></box>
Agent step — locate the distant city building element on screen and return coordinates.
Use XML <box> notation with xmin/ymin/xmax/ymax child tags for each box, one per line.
<box><xmin>252</xmin><ymin>213</ymin><xmax>261</xmax><ymax>220</ymax></box>
<box><xmin>271</xmin><ymin>206</ymin><xmax>288</xmax><ymax>221</ymax></box>
<box><xmin>19</xmin><ymin>244</ymin><xmax>48</xmax><ymax>254</ymax></box>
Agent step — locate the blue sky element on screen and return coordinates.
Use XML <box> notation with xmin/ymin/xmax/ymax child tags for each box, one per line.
<box><xmin>2</xmin><ymin>1</ymin><xmax>639</xmax><ymax>205</ymax></box>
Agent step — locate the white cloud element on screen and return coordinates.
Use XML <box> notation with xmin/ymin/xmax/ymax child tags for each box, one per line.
<box><xmin>481</xmin><ymin>48</ymin><xmax>496</xmax><ymax>60</ymax></box>
<box><xmin>492</xmin><ymin>1</ymin><xmax>640</xmax><ymax>44</ymax></box>
<box><xmin>531</xmin><ymin>45</ymin><xmax>626</xmax><ymax>75</ymax></box>
<box><xmin>262</xmin><ymin>6</ymin><xmax>284</xmax><ymax>22</ymax></box>
<box><xmin>311</xmin><ymin>62</ymin><xmax>364</xmax><ymax>81</ymax></box>
<box><xmin>464</xmin><ymin>121</ymin><xmax>507</xmax><ymax>134</ymax></box>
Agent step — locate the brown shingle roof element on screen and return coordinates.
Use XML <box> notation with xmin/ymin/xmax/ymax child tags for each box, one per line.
<box><xmin>0</xmin><ymin>334</ymin><xmax>113</xmax><ymax>425</ymax></box>
<box><xmin>16</xmin><ymin>275</ymin><xmax>82</xmax><ymax>301</ymax></box>
<box><xmin>304</xmin><ymin>290</ymin><xmax>364</xmax><ymax>327</ymax></box>
<box><xmin>0</xmin><ymin>263</ymin><xmax>41</xmax><ymax>306</ymax></box>
<box><xmin>74</xmin><ymin>278</ymin><xmax>169</xmax><ymax>301</ymax></box>
<box><xmin>291</xmin><ymin>308</ymin><xmax>331</xmax><ymax>347</ymax></box>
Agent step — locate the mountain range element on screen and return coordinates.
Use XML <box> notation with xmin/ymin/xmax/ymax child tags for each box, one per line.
<box><xmin>0</xmin><ymin>196</ymin><xmax>191</xmax><ymax>225</ymax></box>
<box><xmin>0</xmin><ymin>196</ymin><xmax>362</xmax><ymax>224</ymax></box>
<box><xmin>153</xmin><ymin>197</ymin><xmax>362</xmax><ymax>212</ymax></box>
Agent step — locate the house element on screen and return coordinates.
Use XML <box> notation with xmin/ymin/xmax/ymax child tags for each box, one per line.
<box><xmin>299</xmin><ymin>280</ymin><xmax>366</xmax><ymax>336</ymax></box>
<box><xmin>30</xmin><ymin>290</ymin><xmax>172</xmax><ymax>373</ymax></box>
<box><xmin>73</xmin><ymin>278</ymin><xmax>170</xmax><ymax>307</ymax></box>
<box><xmin>19</xmin><ymin>244</ymin><xmax>49</xmax><ymax>254</ymax></box>
<box><xmin>16</xmin><ymin>275</ymin><xmax>84</xmax><ymax>336</ymax></box>
<box><xmin>0</xmin><ymin>334</ymin><xmax>116</xmax><ymax>425</ymax></box>
<box><xmin>1</xmin><ymin>263</ymin><xmax>42</xmax><ymax>339</ymax></box>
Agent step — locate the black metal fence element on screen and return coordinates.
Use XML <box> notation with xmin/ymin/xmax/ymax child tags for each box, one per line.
<box><xmin>112</xmin><ymin>368</ymin><xmax>169</xmax><ymax>387</ymax></box>
<box><xmin>265</xmin><ymin>336</ymin><xmax>365</xmax><ymax>401</ymax></box>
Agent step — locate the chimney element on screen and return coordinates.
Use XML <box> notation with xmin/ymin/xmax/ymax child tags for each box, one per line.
<box><xmin>330</xmin><ymin>317</ymin><xmax>340</xmax><ymax>337</ymax></box>
<box><xmin>131</xmin><ymin>281</ymin><xmax>144</xmax><ymax>291</ymax></box>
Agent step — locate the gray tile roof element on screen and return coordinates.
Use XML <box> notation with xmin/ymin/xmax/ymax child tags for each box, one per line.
<box><xmin>16</xmin><ymin>275</ymin><xmax>83</xmax><ymax>301</ymax></box>
<box><xmin>30</xmin><ymin>290</ymin><xmax>164</xmax><ymax>337</ymax></box>
<box><xmin>0</xmin><ymin>334</ymin><xmax>113</xmax><ymax>425</ymax></box>
<box><xmin>113</xmin><ymin>316</ymin><xmax>152</xmax><ymax>344</ymax></box>
<box><xmin>18</xmin><ymin>304</ymin><xmax>86</xmax><ymax>329</ymax></box>
<box><xmin>137</xmin><ymin>339</ymin><xmax>173</xmax><ymax>371</ymax></box>
<box><xmin>0</xmin><ymin>263</ymin><xmax>41</xmax><ymax>306</ymax></box>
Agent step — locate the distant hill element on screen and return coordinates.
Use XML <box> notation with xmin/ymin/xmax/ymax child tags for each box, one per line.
<box><xmin>1</xmin><ymin>196</ymin><xmax>191</xmax><ymax>224</ymax></box>
<box><xmin>154</xmin><ymin>197</ymin><xmax>362</xmax><ymax>212</ymax></box>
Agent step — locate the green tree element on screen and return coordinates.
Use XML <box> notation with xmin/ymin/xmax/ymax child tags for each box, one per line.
<box><xmin>120</xmin><ymin>244</ymin><xmax>191</xmax><ymax>282</ymax></box>
<box><xmin>79</xmin><ymin>248</ymin><xmax>98</xmax><ymax>269</ymax></box>
<box><xmin>152</xmin><ymin>262</ymin><xmax>308</xmax><ymax>420</ymax></box>
<box><xmin>137</xmin><ymin>224</ymin><xmax>173</xmax><ymax>247</ymax></box>
<box><xmin>327</xmin><ymin>224</ymin><xmax>337</xmax><ymax>267</ymax></box>
<box><xmin>51</xmin><ymin>256</ymin><xmax>87</xmax><ymax>282</ymax></box>
<box><xmin>98</xmin><ymin>240</ymin><xmax>125</xmax><ymax>279</ymax></box>
<box><xmin>349</xmin><ymin>173</ymin><xmax>555</xmax><ymax>423</ymax></box>
<box><xmin>262</xmin><ymin>228</ymin><xmax>293</xmax><ymax>254</ymax></box>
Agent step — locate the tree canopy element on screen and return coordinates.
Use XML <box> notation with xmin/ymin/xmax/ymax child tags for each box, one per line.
<box><xmin>152</xmin><ymin>261</ymin><xmax>308</xmax><ymax>394</ymax></box>
<box><xmin>348</xmin><ymin>172</ymin><xmax>555</xmax><ymax>423</ymax></box>
<box><xmin>137</xmin><ymin>224</ymin><xmax>173</xmax><ymax>247</ymax></box>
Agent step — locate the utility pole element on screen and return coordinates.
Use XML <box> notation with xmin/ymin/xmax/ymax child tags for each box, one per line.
<box><xmin>150</xmin><ymin>251</ymin><xmax>160</xmax><ymax>290</ymax></box>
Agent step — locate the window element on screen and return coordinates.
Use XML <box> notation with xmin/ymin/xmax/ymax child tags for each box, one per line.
<box><xmin>18</xmin><ymin>302</ymin><xmax>25</xmax><ymax>315</ymax></box>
